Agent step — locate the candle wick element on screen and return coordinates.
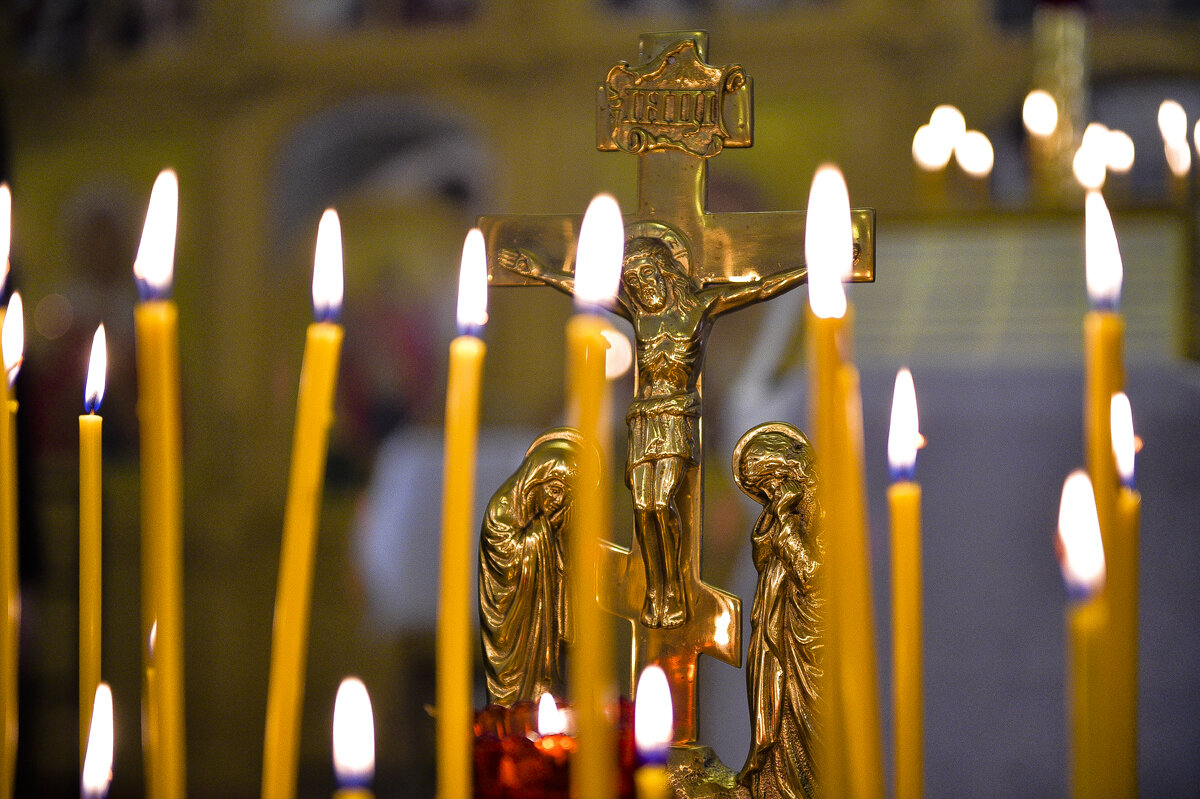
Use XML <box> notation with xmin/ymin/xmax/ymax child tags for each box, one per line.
<box><xmin>457</xmin><ymin>322</ymin><xmax>484</xmax><ymax>340</ymax></box>
<box><xmin>574</xmin><ymin>299</ymin><xmax>612</xmax><ymax>317</ymax></box>
<box><xmin>1065</xmin><ymin>581</ymin><xmax>1101</xmax><ymax>605</ymax></box>
<box><xmin>135</xmin><ymin>277</ymin><xmax>172</xmax><ymax>303</ymax></box>
<box><xmin>313</xmin><ymin>304</ymin><xmax>342</xmax><ymax>325</ymax></box>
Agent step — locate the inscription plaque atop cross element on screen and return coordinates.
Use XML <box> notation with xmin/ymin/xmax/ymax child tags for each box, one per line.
<box><xmin>479</xmin><ymin>30</ymin><xmax>875</xmax><ymax>744</ymax></box>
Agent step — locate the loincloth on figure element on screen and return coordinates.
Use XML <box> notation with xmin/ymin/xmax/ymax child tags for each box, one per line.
<box><xmin>625</xmin><ymin>391</ymin><xmax>700</xmax><ymax>476</ymax></box>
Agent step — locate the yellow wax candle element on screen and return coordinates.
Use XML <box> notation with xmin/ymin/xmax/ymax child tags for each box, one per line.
<box><xmin>1068</xmin><ymin>595</ymin><xmax>1107</xmax><ymax>799</ymax></box>
<box><xmin>634</xmin><ymin>767</ymin><xmax>670</xmax><ymax>799</ymax></box>
<box><xmin>1083</xmin><ymin>310</ymin><xmax>1123</xmax><ymax>562</ymax></box>
<box><xmin>133</xmin><ymin>170</ymin><xmax>185</xmax><ymax>799</ymax></box>
<box><xmin>0</xmin><ymin>193</ymin><xmax>11</xmax><ymax>799</ymax></box>
<box><xmin>135</xmin><ymin>298</ymin><xmax>185</xmax><ymax>799</ymax></box>
<box><xmin>806</xmin><ymin>309</ymin><xmax>848</xmax><ymax>799</ymax></box>
<box><xmin>888</xmin><ymin>368</ymin><xmax>923</xmax><ymax>799</ymax></box>
<box><xmin>0</xmin><ymin>293</ymin><xmax>19</xmax><ymax>799</ymax></box>
<box><xmin>1107</xmin><ymin>393</ymin><xmax>1140</xmax><ymax>795</ymax></box>
<box><xmin>1058</xmin><ymin>471</ymin><xmax>1108</xmax><ymax>799</ymax></box>
<box><xmin>435</xmin><ymin>229</ymin><xmax>488</xmax><ymax>799</ymax></box>
<box><xmin>332</xmin><ymin>677</ymin><xmax>375</xmax><ymax>799</ymax></box>
<box><xmin>836</xmin><ymin>363</ymin><xmax>885</xmax><ymax>799</ymax></box>
<box><xmin>80</xmin><ymin>324</ymin><xmax>107</xmax><ymax>767</ymax></box>
<box><xmin>889</xmin><ymin>480</ymin><xmax>922</xmax><ymax>799</ymax></box>
<box><xmin>263</xmin><ymin>209</ymin><xmax>345</xmax><ymax>799</ymax></box>
<box><xmin>568</xmin><ymin>194</ymin><xmax>622</xmax><ymax>799</ymax></box>
<box><xmin>567</xmin><ymin>312</ymin><xmax>616</xmax><ymax>799</ymax></box>
<box><xmin>805</xmin><ymin>165</ymin><xmax>883</xmax><ymax>798</ymax></box>
<box><xmin>1110</xmin><ymin>485</ymin><xmax>1140</xmax><ymax>794</ymax></box>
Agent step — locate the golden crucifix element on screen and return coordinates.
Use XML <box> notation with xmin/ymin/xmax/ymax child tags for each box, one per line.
<box><xmin>479</xmin><ymin>31</ymin><xmax>875</xmax><ymax>744</ymax></box>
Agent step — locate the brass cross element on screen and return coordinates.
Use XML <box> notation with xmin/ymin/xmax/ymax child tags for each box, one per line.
<box><xmin>479</xmin><ymin>30</ymin><xmax>875</xmax><ymax>744</ymax></box>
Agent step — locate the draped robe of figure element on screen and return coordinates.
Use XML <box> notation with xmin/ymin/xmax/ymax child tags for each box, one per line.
<box><xmin>739</xmin><ymin>460</ymin><xmax>825</xmax><ymax>796</ymax></box>
<box><xmin>478</xmin><ymin>435</ymin><xmax>577</xmax><ymax>705</ymax></box>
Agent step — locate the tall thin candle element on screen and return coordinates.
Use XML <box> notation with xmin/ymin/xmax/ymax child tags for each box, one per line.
<box><xmin>1081</xmin><ymin>191</ymin><xmax>1125</xmax><ymax>792</ymax></box>
<box><xmin>888</xmin><ymin>367</ymin><xmax>923</xmax><ymax>799</ymax></box>
<box><xmin>1058</xmin><ymin>471</ymin><xmax>1107</xmax><ymax>799</ymax></box>
<box><xmin>80</xmin><ymin>324</ymin><xmax>106</xmax><ymax>767</ymax></box>
<box><xmin>132</xmin><ymin>169</ymin><xmax>185</xmax><ymax>799</ymax></box>
<box><xmin>1108</xmin><ymin>392</ymin><xmax>1139</xmax><ymax>795</ymax></box>
<box><xmin>0</xmin><ymin>292</ymin><xmax>19</xmax><ymax>799</ymax></box>
<box><xmin>0</xmin><ymin>188</ymin><xmax>12</xmax><ymax>799</ymax></box>
<box><xmin>567</xmin><ymin>194</ymin><xmax>622</xmax><ymax>799</ymax></box>
<box><xmin>263</xmin><ymin>209</ymin><xmax>345</xmax><ymax>799</ymax></box>
<box><xmin>435</xmin><ymin>228</ymin><xmax>487</xmax><ymax>799</ymax></box>
<box><xmin>805</xmin><ymin>165</ymin><xmax>884</xmax><ymax>799</ymax></box>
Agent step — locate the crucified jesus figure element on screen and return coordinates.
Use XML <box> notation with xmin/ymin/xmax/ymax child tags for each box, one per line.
<box><xmin>501</xmin><ymin>235</ymin><xmax>810</xmax><ymax>629</ymax></box>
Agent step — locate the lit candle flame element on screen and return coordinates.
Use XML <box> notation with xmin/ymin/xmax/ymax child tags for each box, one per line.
<box><xmin>537</xmin><ymin>691</ymin><xmax>568</xmax><ymax>736</ymax></box>
<box><xmin>1074</xmin><ymin>123</ymin><xmax>1114</xmax><ymax>190</ymax></box>
<box><xmin>912</xmin><ymin>124</ymin><xmax>953</xmax><ymax>172</ymax></box>
<box><xmin>0</xmin><ymin>183</ymin><xmax>10</xmax><ymax>294</ymax></box>
<box><xmin>1105</xmin><ymin>129</ymin><xmax>1136</xmax><ymax>174</ymax></box>
<box><xmin>456</xmin><ymin>227</ymin><xmax>488</xmax><ymax>335</ymax></box>
<box><xmin>332</xmin><ymin>676</ymin><xmax>375</xmax><ymax>787</ymax></box>
<box><xmin>2</xmin><ymin>291</ymin><xmax>23</xmax><ymax>386</ymax></box>
<box><xmin>1165</xmin><ymin>140</ymin><xmax>1192</xmax><ymax>178</ymax></box>
<box><xmin>805</xmin><ymin>164</ymin><xmax>851</xmax><ymax>319</ymax></box>
<box><xmin>1157</xmin><ymin>99</ymin><xmax>1188</xmax><ymax>144</ymax></box>
<box><xmin>574</xmin><ymin>193</ymin><xmax>624</xmax><ymax>308</ymax></box>
<box><xmin>1073</xmin><ymin>143</ymin><xmax>1106</xmax><ymax>191</ymax></box>
<box><xmin>312</xmin><ymin>208</ymin><xmax>344</xmax><ymax>323</ymax></box>
<box><xmin>132</xmin><ymin>169</ymin><xmax>178</xmax><ymax>298</ymax></box>
<box><xmin>1111</xmin><ymin>392</ymin><xmax>1136</xmax><ymax>489</ymax></box>
<box><xmin>929</xmin><ymin>105</ymin><xmax>966</xmax><ymax>149</ymax></box>
<box><xmin>888</xmin><ymin>367</ymin><xmax>921</xmax><ymax>482</ymax></box>
<box><xmin>1057</xmin><ymin>470</ymin><xmax>1106</xmax><ymax>599</ymax></box>
<box><xmin>1158</xmin><ymin>100</ymin><xmax>1192</xmax><ymax>178</ymax></box>
<box><xmin>1084</xmin><ymin>191</ymin><xmax>1123</xmax><ymax>310</ymax></box>
<box><xmin>954</xmin><ymin>130</ymin><xmax>994</xmax><ymax>178</ymax></box>
<box><xmin>148</xmin><ymin>619</ymin><xmax>157</xmax><ymax>658</ymax></box>
<box><xmin>85</xmin><ymin>324</ymin><xmax>108</xmax><ymax>414</ymax></box>
<box><xmin>635</xmin><ymin>664</ymin><xmax>673</xmax><ymax>760</ymax></box>
<box><xmin>1022</xmin><ymin>90</ymin><xmax>1058</xmax><ymax>137</ymax></box>
<box><xmin>1081</xmin><ymin>122</ymin><xmax>1109</xmax><ymax>146</ymax></box>
<box><xmin>81</xmin><ymin>682</ymin><xmax>114</xmax><ymax>798</ymax></box>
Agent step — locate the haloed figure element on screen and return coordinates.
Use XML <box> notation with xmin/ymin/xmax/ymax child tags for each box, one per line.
<box><xmin>478</xmin><ymin>429</ymin><xmax>582</xmax><ymax>705</ymax></box>
<box><xmin>734</xmin><ymin>423</ymin><xmax>822</xmax><ymax>799</ymax></box>
<box><xmin>501</xmin><ymin>235</ymin><xmax>809</xmax><ymax>629</ymax></box>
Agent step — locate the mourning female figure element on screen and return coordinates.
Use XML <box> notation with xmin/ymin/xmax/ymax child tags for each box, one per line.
<box><xmin>733</xmin><ymin>423</ymin><xmax>822</xmax><ymax>799</ymax></box>
<box><xmin>478</xmin><ymin>429</ymin><xmax>582</xmax><ymax>705</ymax></box>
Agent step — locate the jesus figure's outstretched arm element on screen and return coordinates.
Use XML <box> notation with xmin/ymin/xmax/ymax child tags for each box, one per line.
<box><xmin>498</xmin><ymin>247</ymin><xmax>630</xmax><ymax>319</ymax></box>
<box><xmin>705</xmin><ymin>263</ymin><xmax>810</xmax><ymax>318</ymax></box>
